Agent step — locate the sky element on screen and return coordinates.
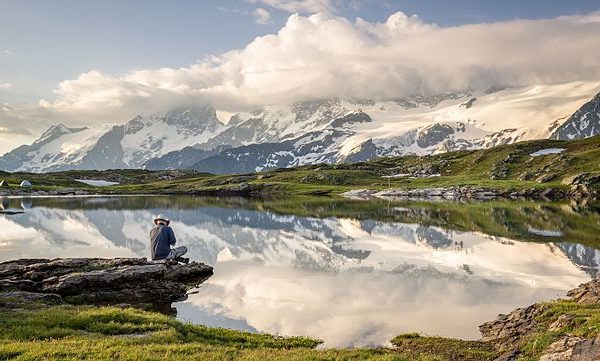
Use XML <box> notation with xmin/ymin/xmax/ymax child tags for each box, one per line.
<box><xmin>1</xmin><ymin>0</ymin><xmax>600</xmax><ymax>153</ymax></box>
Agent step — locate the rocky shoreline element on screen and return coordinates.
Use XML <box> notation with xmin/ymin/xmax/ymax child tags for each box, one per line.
<box><xmin>0</xmin><ymin>258</ymin><xmax>213</xmax><ymax>313</ymax></box>
<box><xmin>480</xmin><ymin>279</ymin><xmax>600</xmax><ymax>361</ymax></box>
<box><xmin>0</xmin><ymin>188</ymin><xmax>93</xmax><ymax>197</ymax></box>
<box><xmin>343</xmin><ymin>186</ymin><xmax>598</xmax><ymax>202</ymax></box>
<box><xmin>2</xmin><ymin>184</ymin><xmax>597</xmax><ymax>201</ymax></box>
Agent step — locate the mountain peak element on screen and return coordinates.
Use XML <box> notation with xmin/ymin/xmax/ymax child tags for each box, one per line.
<box><xmin>34</xmin><ymin>124</ymin><xmax>88</xmax><ymax>145</ymax></box>
<box><xmin>165</xmin><ymin>105</ymin><xmax>218</xmax><ymax>125</ymax></box>
<box><xmin>551</xmin><ymin>90</ymin><xmax>600</xmax><ymax>140</ymax></box>
<box><xmin>123</xmin><ymin>104</ymin><xmax>222</xmax><ymax>135</ymax></box>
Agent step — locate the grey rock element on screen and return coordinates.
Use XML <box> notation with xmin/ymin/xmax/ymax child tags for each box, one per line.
<box><xmin>480</xmin><ymin>304</ymin><xmax>544</xmax><ymax>351</ymax></box>
<box><xmin>416</xmin><ymin>123</ymin><xmax>455</xmax><ymax>148</ymax></box>
<box><xmin>0</xmin><ymin>258</ymin><xmax>213</xmax><ymax>311</ymax></box>
<box><xmin>551</xmin><ymin>92</ymin><xmax>600</xmax><ymax>140</ymax></box>
<box><xmin>567</xmin><ymin>279</ymin><xmax>600</xmax><ymax>305</ymax></box>
<box><xmin>539</xmin><ymin>336</ymin><xmax>585</xmax><ymax>361</ymax></box>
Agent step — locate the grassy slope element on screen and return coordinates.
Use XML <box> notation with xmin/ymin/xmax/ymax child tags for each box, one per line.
<box><xmin>392</xmin><ymin>296</ymin><xmax>600</xmax><ymax>361</ymax></box>
<box><xmin>3</xmin><ymin>136</ymin><xmax>599</xmax><ymax>196</ymax></box>
<box><xmin>2</xmin><ymin>300</ymin><xmax>599</xmax><ymax>360</ymax></box>
<box><xmin>126</xmin><ymin>135</ymin><xmax>600</xmax><ymax>195</ymax></box>
<box><xmin>0</xmin><ymin>305</ymin><xmax>496</xmax><ymax>361</ymax></box>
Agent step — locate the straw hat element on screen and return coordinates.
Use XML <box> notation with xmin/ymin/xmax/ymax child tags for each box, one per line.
<box><xmin>154</xmin><ymin>214</ymin><xmax>170</xmax><ymax>225</ymax></box>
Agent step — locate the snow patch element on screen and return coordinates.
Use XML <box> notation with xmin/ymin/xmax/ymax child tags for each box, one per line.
<box><xmin>75</xmin><ymin>179</ymin><xmax>120</xmax><ymax>187</ymax></box>
<box><xmin>530</xmin><ymin>148</ymin><xmax>566</xmax><ymax>157</ymax></box>
<box><xmin>527</xmin><ymin>227</ymin><xmax>563</xmax><ymax>237</ymax></box>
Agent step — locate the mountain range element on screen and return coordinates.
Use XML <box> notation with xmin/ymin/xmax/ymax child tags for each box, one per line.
<box><xmin>1</xmin><ymin>81</ymin><xmax>599</xmax><ymax>173</ymax></box>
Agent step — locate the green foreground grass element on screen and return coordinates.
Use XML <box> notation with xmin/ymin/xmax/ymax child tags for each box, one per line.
<box><xmin>3</xmin><ymin>298</ymin><xmax>600</xmax><ymax>360</ymax></box>
<box><xmin>0</xmin><ymin>305</ymin><xmax>492</xmax><ymax>361</ymax></box>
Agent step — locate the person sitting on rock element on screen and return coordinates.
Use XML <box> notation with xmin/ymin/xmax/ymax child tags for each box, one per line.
<box><xmin>150</xmin><ymin>214</ymin><xmax>189</xmax><ymax>263</ymax></box>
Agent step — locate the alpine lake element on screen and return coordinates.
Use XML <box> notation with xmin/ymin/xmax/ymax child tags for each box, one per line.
<box><xmin>1</xmin><ymin>195</ymin><xmax>599</xmax><ymax>348</ymax></box>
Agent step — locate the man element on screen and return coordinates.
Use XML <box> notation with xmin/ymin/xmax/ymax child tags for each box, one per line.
<box><xmin>150</xmin><ymin>214</ymin><xmax>189</xmax><ymax>263</ymax></box>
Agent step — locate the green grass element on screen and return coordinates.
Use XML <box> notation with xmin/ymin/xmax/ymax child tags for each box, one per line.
<box><xmin>2</xmin><ymin>136</ymin><xmax>599</xmax><ymax>197</ymax></box>
<box><xmin>506</xmin><ymin>300</ymin><xmax>600</xmax><ymax>360</ymax></box>
<box><xmin>4</xmin><ymin>300</ymin><xmax>600</xmax><ymax>360</ymax></box>
<box><xmin>0</xmin><ymin>306</ymin><xmax>476</xmax><ymax>360</ymax></box>
<box><xmin>391</xmin><ymin>334</ymin><xmax>496</xmax><ymax>361</ymax></box>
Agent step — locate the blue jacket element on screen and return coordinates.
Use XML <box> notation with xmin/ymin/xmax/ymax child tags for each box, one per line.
<box><xmin>150</xmin><ymin>224</ymin><xmax>177</xmax><ymax>260</ymax></box>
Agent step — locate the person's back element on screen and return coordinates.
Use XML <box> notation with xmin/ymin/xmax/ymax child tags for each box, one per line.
<box><xmin>150</xmin><ymin>224</ymin><xmax>176</xmax><ymax>260</ymax></box>
<box><xmin>149</xmin><ymin>214</ymin><xmax>188</xmax><ymax>262</ymax></box>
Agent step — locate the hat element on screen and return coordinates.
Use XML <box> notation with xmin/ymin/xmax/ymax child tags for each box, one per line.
<box><xmin>154</xmin><ymin>214</ymin><xmax>170</xmax><ymax>225</ymax></box>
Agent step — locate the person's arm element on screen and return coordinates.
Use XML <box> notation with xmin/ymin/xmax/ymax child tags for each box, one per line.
<box><xmin>168</xmin><ymin>227</ymin><xmax>177</xmax><ymax>246</ymax></box>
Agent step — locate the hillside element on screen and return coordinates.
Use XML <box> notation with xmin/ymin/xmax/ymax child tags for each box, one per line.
<box><xmin>1</xmin><ymin>135</ymin><xmax>599</xmax><ymax>199</ymax></box>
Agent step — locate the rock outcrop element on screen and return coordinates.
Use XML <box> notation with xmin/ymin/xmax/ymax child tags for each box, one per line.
<box><xmin>0</xmin><ymin>258</ymin><xmax>213</xmax><ymax>312</ymax></box>
<box><xmin>342</xmin><ymin>186</ymin><xmax>572</xmax><ymax>201</ymax></box>
<box><xmin>567</xmin><ymin>279</ymin><xmax>600</xmax><ymax>305</ymax></box>
<box><xmin>480</xmin><ymin>304</ymin><xmax>544</xmax><ymax>352</ymax></box>
<box><xmin>481</xmin><ymin>278</ymin><xmax>600</xmax><ymax>361</ymax></box>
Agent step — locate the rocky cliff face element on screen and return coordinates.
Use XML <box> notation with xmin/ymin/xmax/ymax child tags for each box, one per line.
<box><xmin>551</xmin><ymin>92</ymin><xmax>600</xmax><ymax>140</ymax></box>
<box><xmin>189</xmin><ymin>113</ymin><xmax>371</xmax><ymax>174</ymax></box>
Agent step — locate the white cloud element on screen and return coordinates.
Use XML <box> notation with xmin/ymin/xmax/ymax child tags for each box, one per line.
<box><xmin>0</xmin><ymin>83</ymin><xmax>11</xmax><ymax>89</ymax></box>
<box><xmin>253</xmin><ymin>7</ymin><xmax>272</xmax><ymax>24</ymax></box>
<box><xmin>34</xmin><ymin>11</ymin><xmax>600</xmax><ymax>124</ymax></box>
<box><xmin>2</xmin><ymin>50</ymin><xmax>13</xmax><ymax>56</ymax></box>
<box><xmin>0</xmin><ymin>103</ymin><xmax>54</xmax><ymax>154</ymax></box>
<box><xmin>245</xmin><ymin>0</ymin><xmax>334</xmax><ymax>14</ymax></box>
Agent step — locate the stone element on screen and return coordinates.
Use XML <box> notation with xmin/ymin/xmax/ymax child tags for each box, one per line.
<box><xmin>0</xmin><ymin>290</ymin><xmax>63</xmax><ymax>307</ymax></box>
<box><xmin>567</xmin><ymin>279</ymin><xmax>600</xmax><ymax>305</ymax></box>
<box><xmin>548</xmin><ymin>314</ymin><xmax>576</xmax><ymax>332</ymax></box>
<box><xmin>537</xmin><ymin>173</ymin><xmax>557</xmax><ymax>183</ymax></box>
<box><xmin>539</xmin><ymin>336</ymin><xmax>584</xmax><ymax>361</ymax></box>
<box><xmin>539</xmin><ymin>335</ymin><xmax>600</xmax><ymax>361</ymax></box>
<box><xmin>480</xmin><ymin>304</ymin><xmax>544</xmax><ymax>351</ymax></box>
<box><xmin>571</xmin><ymin>335</ymin><xmax>600</xmax><ymax>361</ymax></box>
<box><xmin>479</xmin><ymin>278</ymin><xmax>600</xmax><ymax>360</ymax></box>
<box><xmin>0</xmin><ymin>258</ymin><xmax>213</xmax><ymax>311</ymax></box>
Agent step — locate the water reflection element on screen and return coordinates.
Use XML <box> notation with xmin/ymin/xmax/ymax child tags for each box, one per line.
<box><xmin>0</xmin><ymin>196</ymin><xmax>599</xmax><ymax>347</ymax></box>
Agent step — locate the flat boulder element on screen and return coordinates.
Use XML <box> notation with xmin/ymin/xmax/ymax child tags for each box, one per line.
<box><xmin>0</xmin><ymin>258</ymin><xmax>213</xmax><ymax>311</ymax></box>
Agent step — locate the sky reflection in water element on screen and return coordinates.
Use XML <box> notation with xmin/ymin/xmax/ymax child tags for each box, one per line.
<box><xmin>0</xmin><ymin>196</ymin><xmax>598</xmax><ymax>347</ymax></box>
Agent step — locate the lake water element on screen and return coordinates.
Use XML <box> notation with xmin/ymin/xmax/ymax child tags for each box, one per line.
<box><xmin>1</xmin><ymin>196</ymin><xmax>599</xmax><ymax>347</ymax></box>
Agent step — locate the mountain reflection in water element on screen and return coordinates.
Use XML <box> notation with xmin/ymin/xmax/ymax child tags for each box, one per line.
<box><xmin>0</xmin><ymin>196</ymin><xmax>599</xmax><ymax>347</ymax></box>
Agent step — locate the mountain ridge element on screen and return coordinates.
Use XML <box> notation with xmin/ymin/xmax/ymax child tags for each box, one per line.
<box><xmin>1</xmin><ymin>81</ymin><xmax>599</xmax><ymax>173</ymax></box>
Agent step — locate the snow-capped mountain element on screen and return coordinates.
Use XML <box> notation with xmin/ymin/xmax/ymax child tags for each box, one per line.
<box><xmin>183</xmin><ymin>81</ymin><xmax>600</xmax><ymax>174</ymax></box>
<box><xmin>146</xmin><ymin>99</ymin><xmax>369</xmax><ymax>170</ymax></box>
<box><xmin>551</xmin><ymin>91</ymin><xmax>600</xmax><ymax>140</ymax></box>
<box><xmin>0</xmin><ymin>106</ymin><xmax>224</xmax><ymax>172</ymax></box>
<box><xmin>1</xmin><ymin>81</ymin><xmax>599</xmax><ymax>173</ymax></box>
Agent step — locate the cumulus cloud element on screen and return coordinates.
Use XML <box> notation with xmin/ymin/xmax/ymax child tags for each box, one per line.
<box><xmin>253</xmin><ymin>7</ymin><xmax>272</xmax><ymax>24</ymax></box>
<box><xmin>0</xmin><ymin>82</ymin><xmax>11</xmax><ymax>89</ymax></box>
<box><xmin>36</xmin><ymin>11</ymin><xmax>600</xmax><ymax>123</ymax></box>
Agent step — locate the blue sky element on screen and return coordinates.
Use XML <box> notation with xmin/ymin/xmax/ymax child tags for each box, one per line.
<box><xmin>0</xmin><ymin>0</ymin><xmax>599</xmax><ymax>154</ymax></box>
<box><xmin>1</xmin><ymin>0</ymin><xmax>599</xmax><ymax>103</ymax></box>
